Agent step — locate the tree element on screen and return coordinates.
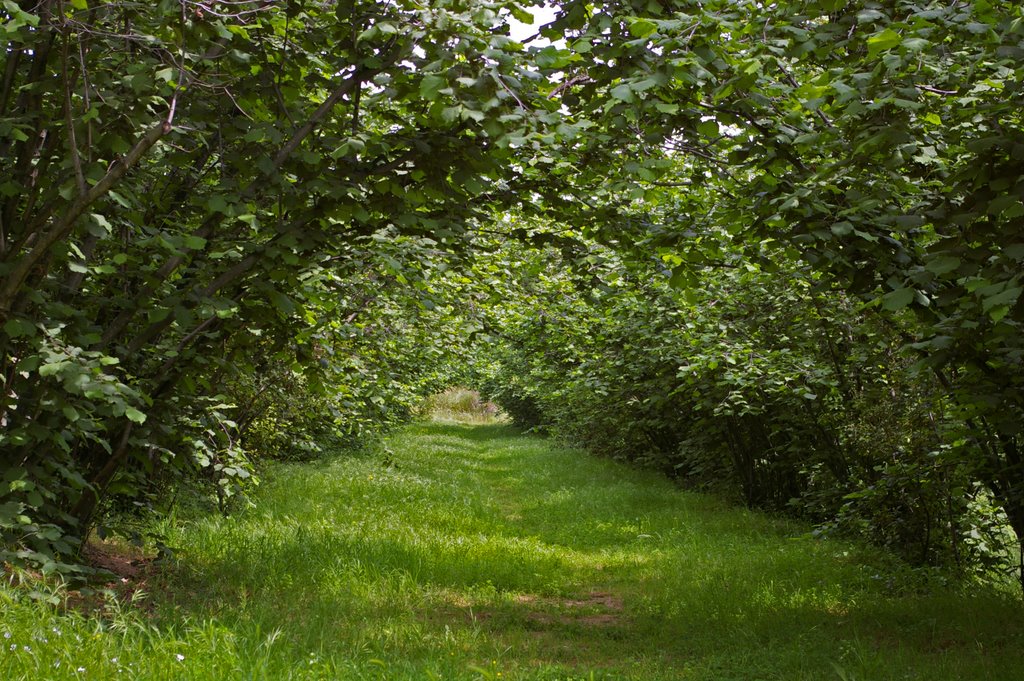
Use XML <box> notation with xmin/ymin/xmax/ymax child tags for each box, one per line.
<box><xmin>0</xmin><ymin>0</ymin><xmax>563</xmax><ymax>572</ymax></box>
<box><xmin>517</xmin><ymin>0</ymin><xmax>1024</xmax><ymax>580</ymax></box>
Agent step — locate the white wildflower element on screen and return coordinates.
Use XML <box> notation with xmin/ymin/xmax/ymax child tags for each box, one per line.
<box><xmin>176</xmin><ymin>653</ymin><xmax>185</xmax><ymax>661</ymax></box>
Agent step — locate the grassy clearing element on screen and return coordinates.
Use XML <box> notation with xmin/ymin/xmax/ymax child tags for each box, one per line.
<box><xmin>3</xmin><ymin>422</ymin><xmax>1023</xmax><ymax>680</ymax></box>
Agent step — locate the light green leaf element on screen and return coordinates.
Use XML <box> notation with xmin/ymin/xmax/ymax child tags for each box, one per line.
<box><xmin>866</xmin><ymin>28</ymin><xmax>902</xmax><ymax>59</ymax></box>
<box><xmin>39</xmin><ymin>361</ymin><xmax>71</xmax><ymax>377</ymax></box>
<box><xmin>628</xmin><ymin>18</ymin><xmax>658</xmax><ymax>38</ymax></box>
<box><xmin>125</xmin><ymin>407</ymin><xmax>147</xmax><ymax>424</ymax></box>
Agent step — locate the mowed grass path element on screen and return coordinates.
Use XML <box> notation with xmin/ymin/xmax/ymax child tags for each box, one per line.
<box><xmin>4</xmin><ymin>422</ymin><xmax>1024</xmax><ymax>679</ymax></box>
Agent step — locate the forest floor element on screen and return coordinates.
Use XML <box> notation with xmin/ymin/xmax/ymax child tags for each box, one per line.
<box><xmin>3</xmin><ymin>421</ymin><xmax>1024</xmax><ymax>680</ymax></box>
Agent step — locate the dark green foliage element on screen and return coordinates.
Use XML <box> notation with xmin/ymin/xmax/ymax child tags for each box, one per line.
<box><xmin>477</xmin><ymin>239</ymin><xmax>1013</xmax><ymax>576</ymax></box>
<box><xmin>472</xmin><ymin>0</ymin><xmax>1024</xmax><ymax>583</ymax></box>
<box><xmin>0</xmin><ymin>0</ymin><xmax>557</xmax><ymax>573</ymax></box>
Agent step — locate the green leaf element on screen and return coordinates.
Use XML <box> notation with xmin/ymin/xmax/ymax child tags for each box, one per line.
<box><xmin>125</xmin><ymin>407</ymin><xmax>147</xmax><ymax>424</ymax></box>
<box><xmin>866</xmin><ymin>29</ymin><xmax>902</xmax><ymax>59</ymax></box>
<box><xmin>924</xmin><ymin>255</ymin><xmax>960</xmax><ymax>276</ymax></box>
<box><xmin>3</xmin><ymin>318</ymin><xmax>35</xmax><ymax>338</ymax></box>
<box><xmin>987</xmin><ymin>195</ymin><xmax>1020</xmax><ymax>216</ymax></box>
<box><xmin>628</xmin><ymin>18</ymin><xmax>658</xmax><ymax>38</ymax></box>
<box><xmin>39</xmin><ymin>361</ymin><xmax>71</xmax><ymax>377</ymax></box>
<box><xmin>2</xmin><ymin>0</ymin><xmax>40</xmax><ymax>29</ymax></box>
<box><xmin>184</xmin><ymin>236</ymin><xmax>208</xmax><ymax>250</ymax></box>
<box><xmin>419</xmin><ymin>75</ymin><xmax>447</xmax><ymax>100</ymax></box>
<box><xmin>989</xmin><ymin>305</ymin><xmax>1011</xmax><ymax>322</ymax></box>
<box><xmin>268</xmin><ymin>290</ymin><xmax>296</xmax><ymax>317</ymax></box>
<box><xmin>610</xmin><ymin>84</ymin><xmax>634</xmax><ymax>103</ymax></box>
<box><xmin>147</xmin><ymin>307</ymin><xmax>171</xmax><ymax>323</ymax></box>
<box><xmin>0</xmin><ymin>501</ymin><xmax>27</xmax><ymax>527</ymax></box>
<box><xmin>697</xmin><ymin>120</ymin><xmax>719</xmax><ymax>137</ymax></box>
<box><xmin>88</xmin><ymin>213</ymin><xmax>112</xmax><ymax>237</ymax></box>
<box><xmin>206</xmin><ymin>196</ymin><xmax>230</xmax><ymax>214</ymax></box>
<box><xmin>510</xmin><ymin>6</ymin><xmax>534</xmax><ymax>25</ymax></box>
<box><xmin>881</xmin><ymin>287</ymin><xmax>915</xmax><ymax>311</ymax></box>
<box><xmin>982</xmin><ymin>286</ymin><xmax>1021</xmax><ymax>313</ymax></box>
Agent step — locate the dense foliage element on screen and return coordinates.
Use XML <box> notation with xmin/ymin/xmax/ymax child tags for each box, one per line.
<box><xmin>475</xmin><ymin>238</ymin><xmax>1011</xmax><ymax>576</ymax></box>
<box><xmin>2</xmin><ymin>0</ymin><xmax>1024</xmax><ymax>588</ymax></box>
<box><xmin>468</xmin><ymin>0</ymin><xmax>1024</xmax><ymax>582</ymax></box>
<box><xmin>0</xmin><ymin>0</ymin><xmax>559</xmax><ymax>572</ymax></box>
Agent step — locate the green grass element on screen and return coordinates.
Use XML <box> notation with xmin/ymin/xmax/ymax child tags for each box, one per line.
<box><xmin>3</xmin><ymin>422</ymin><xmax>1023</xmax><ymax>679</ymax></box>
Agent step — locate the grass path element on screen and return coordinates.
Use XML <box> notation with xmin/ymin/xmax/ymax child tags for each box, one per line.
<box><xmin>4</xmin><ymin>422</ymin><xmax>1024</xmax><ymax>679</ymax></box>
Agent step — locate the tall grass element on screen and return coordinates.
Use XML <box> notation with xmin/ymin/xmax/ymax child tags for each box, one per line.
<box><xmin>419</xmin><ymin>387</ymin><xmax>504</xmax><ymax>424</ymax></box>
<box><xmin>2</xmin><ymin>422</ymin><xmax>1023</xmax><ymax>679</ymax></box>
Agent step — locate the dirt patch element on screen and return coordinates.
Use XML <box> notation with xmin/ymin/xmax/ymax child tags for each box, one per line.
<box><xmin>561</xmin><ymin>591</ymin><xmax>623</xmax><ymax>611</ymax></box>
<box><xmin>81</xmin><ymin>540</ymin><xmax>153</xmax><ymax>581</ymax></box>
<box><xmin>522</xmin><ymin>592</ymin><xmax>624</xmax><ymax>627</ymax></box>
<box><xmin>64</xmin><ymin>540</ymin><xmax>159</xmax><ymax>615</ymax></box>
<box><xmin>426</xmin><ymin>590</ymin><xmax>626</xmax><ymax>631</ymax></box>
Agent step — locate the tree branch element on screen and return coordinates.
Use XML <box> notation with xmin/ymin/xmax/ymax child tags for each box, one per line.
<box><xmin>0</xmin><ymin>121</ymin><xmax>170</xmax><ymax>320</ymax></box>
<box><xmin>61</xmin><ymin>29</ymin><xmax>87</xmax><ymax>197</ymax></box>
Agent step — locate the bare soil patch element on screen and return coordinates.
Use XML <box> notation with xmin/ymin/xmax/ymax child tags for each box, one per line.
<box><xmin>64</xmin><ymin>539</ymin><xmax>158</xmax><ymax>615</ymax></box>
<box><xmin>428</xmin><ymin>589</ymin><xmax>626</xmax><ymax>631</ymax></box>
